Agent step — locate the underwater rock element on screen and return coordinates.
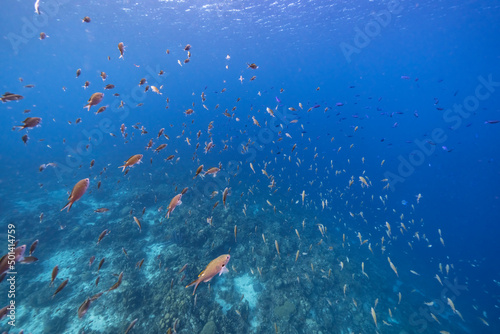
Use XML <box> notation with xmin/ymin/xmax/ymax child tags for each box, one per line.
<box><xmin>199</xmin><ymin>320</ymin><xmax>216</xmax><ymax>334</ymax></box>
<box><xmin>274</xmin><ymin>299</ymin><xmax>296</xmax><ymax>321</ymax></box>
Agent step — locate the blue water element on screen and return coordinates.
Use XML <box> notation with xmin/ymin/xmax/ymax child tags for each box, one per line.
<box><xmin>1</xmin><ymin>1</ymin><xmax>499</xmax><ymax>333</ymax></box>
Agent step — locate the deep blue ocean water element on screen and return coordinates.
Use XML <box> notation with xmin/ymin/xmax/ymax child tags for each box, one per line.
<box><xmin>1</xmin><ymin>1</ymin><xmax>499</xmax><ymax>333</ymax></box>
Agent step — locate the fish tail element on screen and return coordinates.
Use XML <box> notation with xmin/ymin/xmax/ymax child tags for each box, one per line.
<box><xmin>83</xmin><ymin>104</ymin><xmax>90</xmax><ymax>111</ymax></box>
<box><xmin>61</xmin><ymin>201</ymin><xmax>73</xmax><ymax>212</ymax></box>
<box><xmin>118</xmin><ymin>165</ymin><xmax>125</xmax><ymax>172</ymax></box>
<box><xmin>185</xmin><ymin>279</ymin><xmax>200</xmax><ymax>295</ymax></box>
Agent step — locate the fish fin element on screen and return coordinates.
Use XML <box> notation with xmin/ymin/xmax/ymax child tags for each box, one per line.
<box><xmin>61</xmin><ymin>201</ymin><xmax>73</xmax><ymax>212</ymax></box>
<box><xmin>83</xmin><ymin>104</ymin><xmax>90</xmax><ymax>111</ymax></box>
<box><xmin>118</xmin><ymin>165</ymin><xmax>125</xmax><ymax>172</ymax></box>
<box><xmin>198</xmin><ymin>270</ymin><xmax>205</xmax><ymax>277</ymax></box>
<box><xmin>219</xmin><ymin>266</ymin><xmax>229</xmax><ymax>276</ymax></box>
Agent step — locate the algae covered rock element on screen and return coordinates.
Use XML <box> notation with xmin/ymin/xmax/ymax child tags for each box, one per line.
<box><xmin>200</xmin><ymin>320</ymin><xmax>216</xmax><ymax>334</ymax></box>
<box><xmin>274</xmin><ymin>299</ymin><xmax>296</xmax><ymax>321</ymax></box>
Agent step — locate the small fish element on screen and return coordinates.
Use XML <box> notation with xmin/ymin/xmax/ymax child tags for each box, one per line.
<box><xmin>52</xmin><ymin>279</ymin><xmax>68</xmax><ymax>298</ymax></box>
<box><xmin>61</xmin><ymin>178</ymin><xmax>89</xmax><ymax>212</ymax></box>
<box><xmin>247</xmin><ymin>63</ymin><xmax>258</xmax><ymax>69</ymax></box>
<box><xmin>193</xmin><ymin>165</ymin><xmax>204</xmax><ymax>179</ymax></box>
<box><xmin>96</xmin><ymin>229</ymin><xmax>109</xmax><ymax>245</ymax></box>
<box><xmin>82</xmin><ymin>16</ymin><xmax>91</xmax><ymax>23</ymax></box>
<box><xmin>388</xmin><ymin>257</ymin><xmax>398</xmax><ymax>277</ymax></box>
<box><xmin>1</xmin><ymin>92</ymin><xmax>24</xmax><ymax>102</ymax></box>
<box><xmin>133</xmin><ymin>216</ymin><xmax>142</xmax><ymax>232</ymax></box>
<box><xmin>29</xmin><ymin>239</ymin><xmax>39</xmax><ymax>256</ymax></box>
<box><xmin>119</xmin><ymin>154</ymin><xmax>143</xmax><ymax>172</ymax></box>
<box><xmin>106</xmin><ymin>271</ymin><xmax>123</xmax><ymax>292</ymax></box>
<box><xmin>371</xmin><ymin>307</ymin><xmax>377</xmax><ymax>328</ymax></box>
<box><xmin>204</xmin><ymin>167</ymin><xmax>220</xmax><ymax>177</ymax></box>
<box><xmin>78</xmin><ymin>298</ymin><xmax>91</xmax><ymax>319</ymax></box>
<box><xmin>97</xmin><ymin>258</ymin><xmax>105</xmax><ymax>273</ymax></box>
<box><xmin>94</xmin><ymin>208</ymin><xmax>109</xmax><ymax>213</ymax></box>
<box><xmin>83</xmin><ymin>92</ymin><xmax>104</xmax><ymax>111</ymax></box>
<box><xmin>166</xmin><ymin>194</ymin><xmax>182</xmax><ymax>218</ymax></box>
<box><xmin>222</xmin><ymin>187</ymin><xmax>230</xmax><ymax>207</ymax></box>
<box><xmin>185</xmin><ymin>254</ymin><xmax>230</xmax><ymax>295</ymax></box>
<box><xmin>154</xmin><ymin>144</ymin><xmax>167</xmax><ymax>152</ymax></box>
<box><xmin>15</xmin><ymin>117</ymin><xmax>41</xmax><ymax>130</ymax></box>
<box><xmin>124</xmin><ymin>318</ymin><xmax>138</xmax><ymax>334</ymax></box>
<box><xmin>118</xmin><ymin>42</ymin><xmax>125</xmax><ymax>59</ymax></box>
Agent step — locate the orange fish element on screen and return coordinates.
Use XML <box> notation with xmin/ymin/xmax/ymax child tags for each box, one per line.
<box><xmin>119</xmin><ymin>154</ymin><xmax>143</xmax><ymax>172</ymax></box>
<box><xmin>61</xmin><ymin>178</ymin><xmax>89</xmax><ymax>212</ymax></box>
<box><xmin>204</xmin><ymin>167</ymin><xmax>220</xmax><ymax>177</ymax></box>
<box><xmin>166</xmin><ymin>194</ymin><xmax>182</xmax><ymax>218</ymax></box>
<box><xmin>118</xmin><ymin>42</ymin><xmax>125</xmax><ymax>59</ymax></box>
<box><xmin>83</xmin><ymin>92</ymin><xmax>104</xmax><ymax>111</ymax></box>
<box><xmin>185</xmin><ymin>254</ymin><xmax>230</xmax><ymax>295</ymax></box>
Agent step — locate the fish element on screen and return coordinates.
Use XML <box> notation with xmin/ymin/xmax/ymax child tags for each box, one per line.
<box><xmin>185</xmin><ymin>254</ymin><xmax>230</xmax><ymax>295</ymax></box>
<box><xmin>96</xmin><ymin>229</ymin><xmax>109</xmax><ymax>245</ymax></box>
<box><xmin>52</xmin><ymin>279</ymin><xmax>69</xmax><ymax>298</ymax></box>
<box><xmin>247</xmin><ymin>63</ymin><xmax>258</xmax><ymax>69</ymax></box>
<box><xmin>166</xmin><ymin>194</ymin><xmax>182</xmax><ymax>218</ymax></box>
<box><xmin>29</xmin><ymin>239</ymin><xmax>39</xmax><ymax>255</ymax></box>
<box><xmin>83</xmin><ymin>92</ymin><xmax>104</xmax><ymax>111</ymax></box>
<box><xmin>0</xmin><ymin>245</ymin><xmax>26</xmax><ymax>275</ymax></box>
<box><xmin>106</xmin><ymin>271</ymin><xmax>123</xmax><ymax>292</ymax></box>
<box><xmin>82</xmin><ymin>16</ymin><xmax>91</xmax><ymax>23</ymax></box>
<box><xmin>78</xmin><ymin>298</ymin><xmax>91</xmax><ymax>319</ymax></box>
<box><xmin>154</xmin><ymin>144</ymin><xmax>167</xmax><ymax>152</ymax></box>
<box><xmin>204</xmin><ymin>167</ymin><xmax>220</xmax><ymax>177</ymax></box>
<box><xmin>371</xmin><ymin>307</ymin><xmax>377</xmax><ymax>328</ymax></box>
<box><xmin>50</xmin><ymin>265</ymin><xmax>59</xmax><ymax>286</ymax></box>
<box><xmin>97</xmin><ymin>258</ymin><xmax>105</xmax><ymax>273</ymax></box>
<box><xmin>34</xmin><ymin>0</ymin><xmax>40</xmax><ymax>14</ymax></box>
<box><xmin>119</xmin><ymin>154</ymin><xmax>143</xmax><ymax>172</ymax></box>
<box><xmin>133</xmin><ymin>217</ymin><xmax>142</xmax><ymax>232</ymax></box>
<box><xmin>94</xmin><ymin>208</ymin><xmax>109</xmax><ymax>213</ymax></box>
<box><xmin>61</xmin><ymin>178</ymin><xmax>89</xmax><ymax>212</ymax></box>
<box><xmin>222</xmin><ymin>187</ymin><xmax>230</xmax><ymax>207</ymax></box>
<box><xmin>193</xmin><ymin>165</ymin><xmax>204</xmax><ymax>179</ymax></box>
<box><xmin>118</xmin><ymin>42</ymin><xmax>125</xmax><ymax>59</ymax></box>
<box><xmin>388</xmin><ymin>257</ymin><xmax>398</xmax><ymax>277</ymax></box>
<box><xmin>124</xmin><ymin>318</ymin><xmax>138</xmax><ymax>334</ymax></box>
<box><xmin>15</xmin><ymin>117</ymin><xmax>42</xmax><ymax>130</ymax></box>
<box><xmin>1</xmin><ymin>92</ymin><xmax>24</xmax><ymax>102</ymax></box>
